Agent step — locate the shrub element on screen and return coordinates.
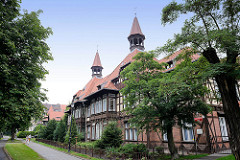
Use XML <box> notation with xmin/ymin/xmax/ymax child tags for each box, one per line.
<box><xmin>95</xmin><ymin>121</ymin><xmax>123</xmax><ymax>149</ymax></box>
<box><xmin>119</xmin><ymin>143</ymin><xmax>148</xmax><ymax>158</ymax></box>
<box><xmin>16</xmin><ymin>131</ymin><xmax>36</xmax><ymax>138</ymax></box>
<box><xmin>155</xmin><ymin>146</ymin><xmax>164</xmax><ymax>154</ymax></box>
<box><xmin>77</xmin><ymin>141</ymin><xmax>97</xmax><ymax>149</ymax></box>
<box><xmin>106</xmin><ymin>147</ymin><xmax>121</xmax><ymax>158</ymax></box>
<box><xmin>33</xmin><ymin>124</ymin><xmax>44</xmax><ymax>134</ymax></box>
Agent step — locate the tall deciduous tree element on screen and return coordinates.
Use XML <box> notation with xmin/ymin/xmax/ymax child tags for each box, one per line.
<box><xmin>120</xmin><ymin>52</ymin><xmax>209</xmax><ymax>159</ymax></box>
<box><xmin>160</xmin><ymin>0</ymin><xmax>240</xmax><ymax>158</ymax></box>
<box><xmin>0</xmin><ymin>0</ymin><xmax>53</xmax><ymax>139</ymax></box>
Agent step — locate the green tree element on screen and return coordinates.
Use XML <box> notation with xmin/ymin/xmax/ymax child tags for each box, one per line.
<box><xmin>96</xmin><ymin>121</ymin><xmax>123</xmax><ymax>149</ymax></box>
<box><xmin>0</xmin><ymin>1</ymin><xmax>53</xmax><ymax>139</ymax></box>
<box><xmin>33</xmin><ymin>124</ymin><xmax>44</xmax><ymax>135</ymax></box>
<box><xmin>38</xmin><ymin>125</ymin><xmax>47</xmax><ymax>139</ymax></box>
<box><xmin>160</xmin><ymin>0</ymin><xmax>240</xmax><ymax>158</ymax></box>
<box><xmin>45</xmin><ymin>119</ymin><xmax>57</xmax><ymax>140</ymax></box>
<box><xmin>120</xmin><ymin>52</ymin><xmax>209</xmax><ymax>159</ymax></box>
<box><xmin>65</xmin><ymin>117</ymin><xmax>78</xmax><ymax>144</ymax></box>
<box><xmin>54</xmin><ymin>119</ymin><xmax>67</xmax><ymax>142</ymax></box>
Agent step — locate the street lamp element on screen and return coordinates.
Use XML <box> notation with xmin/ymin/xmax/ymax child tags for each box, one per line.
<box><xmin>68</xmin><ymin>102</ymin><xmax>74</xmax><ymax>152</ymax></box>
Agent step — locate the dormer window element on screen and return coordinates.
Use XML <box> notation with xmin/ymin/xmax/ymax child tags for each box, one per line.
<box><xmin>166</xmin><ymin>60</ymin><xmax>174</xmax><ymax>69</ymax></box>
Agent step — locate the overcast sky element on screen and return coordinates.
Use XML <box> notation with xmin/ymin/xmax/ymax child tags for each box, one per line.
<box><xmin>20</xmin><ymin>0</ymin><xmax>189</xmax><ymax>105</ymax></box>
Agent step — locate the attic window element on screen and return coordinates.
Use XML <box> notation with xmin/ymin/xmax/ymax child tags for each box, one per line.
<box><xmin>166</xmin><ymin>60</ymin><xmax>174</xmax><ymax>69</ymax></box>
<box><xmin>97</xmin><ymin>85</ymin><xmax>101</xmax><ymax>90</ymax></box>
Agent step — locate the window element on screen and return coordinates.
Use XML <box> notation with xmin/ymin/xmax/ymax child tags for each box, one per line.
<box><xmin>87</xmin><ymin>106</ymin><xmax>90</xmax><ymax>117</ymax></box>
<box><xmin>96</xmin><ymin>123</ymin><xmax>100</xmax><ymax>139</ymax></box>
<box><xmin>182</xmin><ymin>123</ymin><xmax>194</xmax><ymax>141</ymax></box>
<box><xmin>163</xmin><ymin>132</ymin><xmax>168</xmax><ymax>141</ymax></box>
<box><xmin>103</xmin><ymin>98</ymin><xmax>107</xmax><ymax>111</ymax></box>
<box><xmin>125</xmin><ymin>123</ymin><xmax>129</xmax><ymax>140</ymax></box>
<box><xmin>87</xmin><ymin>126</ymin><xmax>90</xmax><ymax>139</ymax></box>
<box><xmin>91</xmin><ymin>102</ymin><xmax>95</xmax><ymax>115</ymax></box>
<box><xmin>213</xmin><ymin>78</ymin><xmax>221</xmax><ymax>98</ymax></box>
<box><xmin>125</xmin><ymin>122</ymin><xmax>137</xmax><ymax>141</ymax></box>
<box><xmin>99</xmin><ymin>99</ymin><xmax>102</xmax><ymax>112</ymax></box>
<box><xmin>78</xmin><ymin>109</ymin><xmax>81</xmax><ymax>118</ymax></box>
<box><xmin>123</xmin><ymin>95</ymin><xmax>126</xmax><ymax>109</ymax></box>
<box><xmin>92</xmin><ymin>124</ymin><xmax>95</xmax><ymax>139</ymax></box>
<box><xmin>96</xmin><ymin>101</ymin><xmax>99</xmax><ymax>113</ymax></box>
<box><xmin>219</xmin><ymin>117</ymin><xmax>229</xmax><ymax>141</ymax></box>
<box><xmin>109</xmin><ymin>98</ymin><xmax>115</xmax><ymax>111</ymax></box>
<box><xmin>99</xmin><ymin>122</ymin><xmax>103</xmax><ymax>138</ymax></box>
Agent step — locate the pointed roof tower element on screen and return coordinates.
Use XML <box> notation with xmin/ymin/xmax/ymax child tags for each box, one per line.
<box><xmin>91</xmin><ymin>51</ymin><xmax>103</xmax><ymax>78</ymax></box>
<box><xmin>129</xmin><ymin>17</ymin><xmax>144</xmax><ymax>36</ymax></box>
<box><xmin>92</xmin><ymin>51</ymin><xmax>102</xmax><ymax>67</ymax></box>
<box><xmin>128</xmin><ymin>16</ymin><xmax>145</xmax><ymax>52</ymax></box>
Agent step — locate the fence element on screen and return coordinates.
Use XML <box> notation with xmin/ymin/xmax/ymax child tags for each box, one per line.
<box><xmin>36</xmin><ymin>139</ymin><xmax>152</xmax><ymax>160</ymax></box>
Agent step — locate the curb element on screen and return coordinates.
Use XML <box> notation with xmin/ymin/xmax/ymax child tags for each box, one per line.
<box><xmin>3</xmin><ymin>146</ymin><xmax>13</xmax><ymax>160</ymax></box>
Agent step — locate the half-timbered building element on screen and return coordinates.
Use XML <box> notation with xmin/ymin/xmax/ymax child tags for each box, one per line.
<box><xmin>67</xmin><ymin>16</ymin><xmax>238</xmax><ymax>154</ymax></box>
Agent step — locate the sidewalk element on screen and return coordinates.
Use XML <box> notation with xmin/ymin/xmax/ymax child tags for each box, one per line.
<box><xmin>26</xmin><ymin>141</ymin><xmax>85</xmax><ymax>160</ymax></box>
<box><xmin>0</xmin><ymin>136</ymin><xmax>10</xmax><ymax>160</ymax></box>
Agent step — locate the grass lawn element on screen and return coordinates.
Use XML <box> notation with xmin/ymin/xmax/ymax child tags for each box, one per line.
<box><xmin>33</xmin><ymin>140</ymin><xmax>102</xmax><ymax>160</ymax></box>
<box><xmin>216</xmin><ymin>154</ymin><xmax>235</xmax><ymax>160</ymax></box>
<box><xmin>157</xmin><ymin>153</ymin><xmax>209</xmax><ymax>160</ymax></box>
<box><xmin>5</xmin><ymin>143</ymin><xmax>44</xmax><ymax>160</ymax></box>
<box><xmin>7</xmin><ymin>139</ymin><xmax>22</xmax><ymax>143</ymax></box>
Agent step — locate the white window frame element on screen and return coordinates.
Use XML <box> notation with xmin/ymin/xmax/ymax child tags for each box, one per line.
<box><xmin>182</xmin><ymin>123</ymin><xmax>194</xmax><ymax>142</ymax></box>
<box><xmin>87</xmin><ymin>126</ymin><xmax>90</xmax><ymax>139</ymax></box>
<box><xmin>103</xmin><ymin>98</ymin><xmax>107</xmax><ymax>112</ymax></box>
<box><xmin>96</xmin><ymin>123</ymin><xmax>100</xmax><ymax>139</ymax></box>
<box><xmin>109</xmin><ymin>98</ymin><xmax>115</xmax><ymax>111</ymax></box>
<box><xmin>219</xmin><ymin>117</ymin><xmax>229</xmax><ymax>141</ymax></box>
<box><xmin>91</xmin><ymin>102</ymin><xmax>95</xmax><ymax>115</ymax></box>
<box><xmin>92</xmin><ymin>123</ymin><xmax>95</xmax><ymax>139</ymax></box>
<box><xmin>99</xmin><ymin>99</ymin><xmax>102</xmax><ymax>113</ymax></box>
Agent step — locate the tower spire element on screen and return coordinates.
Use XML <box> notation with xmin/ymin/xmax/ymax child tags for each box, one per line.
<box><xmin>91</xmin><ymin>51</ymin><xmax>103</xmax><ymax>78</ymax></box>
<box><xmin>128</xmin><ymin>16</ymin><xmax>145</xmax><ymax>52</ymax></box>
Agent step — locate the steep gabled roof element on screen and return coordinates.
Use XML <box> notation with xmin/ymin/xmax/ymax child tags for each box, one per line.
<box><xmin>74</xmin><ymin>49</ymin><xmax>142</xmax><ymax>102</ymax></box>
<box><xmin>129</xmin><ymin>17</ymin><xmax>144</xmax><ymax>36</ymax></box>
<box><xmin>74</xmin><ymin>48</ymin><xmax>201</xmax><ymax>102</ymax></box>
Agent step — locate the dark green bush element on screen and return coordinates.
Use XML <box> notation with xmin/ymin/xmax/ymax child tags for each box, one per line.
<box><xmin>119</xmin><ymin>143</ymin><xmax>148</xmax><ymax>158</ymax></box>
<box><xmin>95</xmin><ymin>121</ymin><xmax>123</xmax><ymax>149</ymax></box>
<box><xmin>155</xmin><ymin>146</ymin><xmax>164</xmax><ymax>154</ymax></box>
<box><xmin>16</xmin><ymin>131</ymin><xmax>36</xmax><ymax>138</ymax></box>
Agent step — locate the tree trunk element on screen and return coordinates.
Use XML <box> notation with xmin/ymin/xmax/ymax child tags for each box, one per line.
<box><xmin>203</xmin><ymin>47</ymin><xmax>240</xmax><ymax>159</ymax></box>
<box><xmin>215</xmin><ymin>75</ymin><xmax>240</xmax><ymax>160</ymax></box>
<box><xmin>167</xmin><ymin>127</ymin><xmax>179</xmax><ymax>160</ymax></box>
<box><xmin>11</xmin><ymin>127</ymin><xmax>15</xmax><ymax>140</ymax></box>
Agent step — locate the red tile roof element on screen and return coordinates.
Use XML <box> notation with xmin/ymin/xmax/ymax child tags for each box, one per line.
<box><xmin>92</xmin><ymin>51</ymin><xmax>103</xmax><ymax>68</ymax></box>
<box><xmin>74</xmin><ymin>48</ymin><xmax>200</xmax><ymax>102</ymax></box>
<box><xmin>129</xmin><ymin>17</ymin><xmax>144</xmax><ymax>36</ymax></box>
<box><xmin>158</xmin><ymin>48</ymin><xmax>200</xmax><ymax>72</ymax></box>
<box><xmin>75</xmin><ymin>49</ymin><xmax>141</xmax><ymax>101</ymax></box>
<box><xmin>47</xmin><ymin>105</ymin><xmax>66</xmax><ymax>121</ymax></box>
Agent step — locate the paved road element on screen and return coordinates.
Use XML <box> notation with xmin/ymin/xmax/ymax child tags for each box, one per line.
<box><xmin>27</xmin><ymin>141</ymin><xmax>85</xmax><ymax>160</ymax></box>
<box><xmin>0</xmin><ymin>136</ymin><xmax>10</xmax><ymax>160</ymax></box>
